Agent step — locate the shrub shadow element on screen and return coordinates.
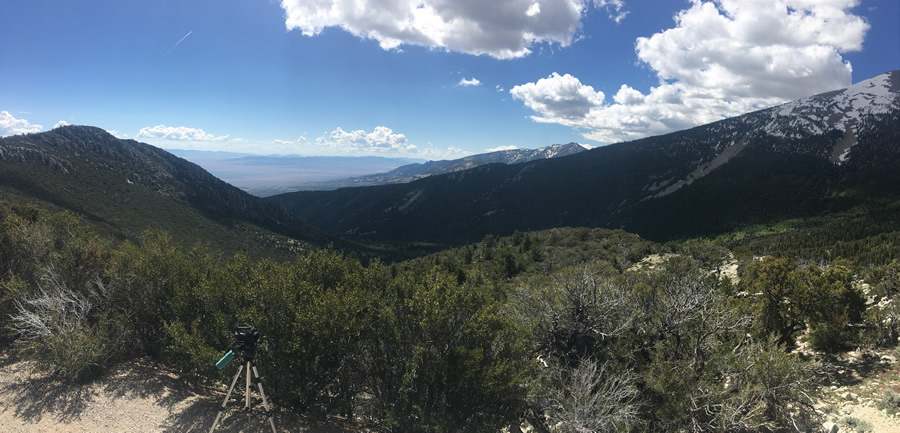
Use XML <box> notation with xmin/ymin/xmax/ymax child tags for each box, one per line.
<box><xmin>819</xmin><ymin>351</ymin><xmax>893</xmax><ymax>388</ymax></box>
<box><xmin>0</xmin><ymin>353</ymin><xmax>367</xmax><ymax>432</ymax></box>
<box><xmin>0</xmin><ymin>355</ymin><xmax>95</xmax><ymax>424</ymax></box>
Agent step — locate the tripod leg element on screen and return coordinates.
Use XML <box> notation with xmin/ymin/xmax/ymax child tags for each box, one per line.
<box><xmin>245</xmin><ymin>361</ymin><xmax>252</xmax><ymax>409</ymax></box>
<box><xmin>251</xmin><ymin>364</ymin><xmax>278</xmax><ymax>433</ymax></box>
<box><xmin>209</xmin><ymin>363</ymin><xmax>244</xmax><ymax>433</ymax></box>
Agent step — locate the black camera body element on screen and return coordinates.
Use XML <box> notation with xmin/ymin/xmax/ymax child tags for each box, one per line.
<box><xmin>216</xmin><ymin>325</ymin><xmax>262</xmax><ymax>369</ymax></box>
<box><xmin>234</xmin><ymin>326</ymin><xmax>259</xmax><ymax>350</ymax></box>
<box><xmin>233</xmin><ymin>325</ymin><xmax>259</xmax><ymax>361</ymax></box>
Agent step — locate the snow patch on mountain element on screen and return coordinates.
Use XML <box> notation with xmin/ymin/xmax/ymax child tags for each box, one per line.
<box><xmin>315</xmin><ymin>142</ymin><xmax>588</xmax><ymax>189</ymax></box>
<box><xmin>645</xmin><ymin>71</ymin><xmax>898</xmax><ymax>198</ymax></box>
<box><xmin>763</xmin><ymin>71</ymin><xmax>899</xmax><ymax>162</ymax></box>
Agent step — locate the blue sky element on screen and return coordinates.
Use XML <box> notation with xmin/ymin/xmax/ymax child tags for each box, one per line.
<box><xmin>1</xmin><ymin>0</ymin><xmax>897</xmax><ymax>159</ymax></box>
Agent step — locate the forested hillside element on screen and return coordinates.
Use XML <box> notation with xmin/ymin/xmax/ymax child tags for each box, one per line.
<box><xmin>3</xmin><ymin>200</ymin><xmax>899</xmax><ymax>432</ymax></box>
<box><xmin>0</xmin><ymin>125</ymin><xmax>334</xmax><ymax>257</ymax></box>
<box><xmin>269</xmin><ymin>72</ymin><xmax>900</xmax><ymax>247</ymax></box>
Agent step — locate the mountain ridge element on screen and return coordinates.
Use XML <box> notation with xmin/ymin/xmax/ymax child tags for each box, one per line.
<box><xmin>267</xmin><ymin>71</ymin><xmax>900</xmax><ymax>245</ymax></box>
<box><xmin>305</xmin><ymin>142</ymin><xmax>587</xmax><ymax>190</ymax></box>
<box><xmin>0</xmin><ymin>125</ymin><xmax>334</xmax><ymax>256</ymax></box>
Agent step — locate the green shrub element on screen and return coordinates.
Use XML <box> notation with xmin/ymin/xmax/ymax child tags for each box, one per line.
<box><xmin>877</xmin><ymin>389</ymin><xmax>900</xmax><ymax>416</ymax></box>
<box><xmin>739</xmin><ymin>257</ymin><xmax>806</xmax><ymax>345</ymax></box>
<box><xmin>739</xmin><ymin>257</ymin><xmax>866</xmax><ymax>351</ymax></box>
<box><xmin>842</xmin><ymin>416</ymin><xmax>874</xmax><ymax>433</ymax></box>
<box><xmin>369</xmin><ymin>267</ymin><xmax>533</xmax><ymax>432</ymax></box>
<box><xmin>808</xmin><ymin>322</ymin><xmax>855</xmax><ymax>352</ymax></box>
<box><xmin>10</xmin><ymin>276</ymin><xmax>126</xmax><ymax>381</ymax></box>
<box><xmin>1</xmin><ymin>204</ymin><xmax>126</xmax><ymax>379</ymax></box>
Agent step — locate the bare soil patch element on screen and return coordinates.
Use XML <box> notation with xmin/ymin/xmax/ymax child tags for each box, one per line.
<box><xmin>0</xmin><ymin>351</ymin><xmax>357</xmax><ymax>432</ymax></box>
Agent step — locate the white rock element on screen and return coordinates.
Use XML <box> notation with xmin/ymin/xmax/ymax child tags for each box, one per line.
<box><xmin>823</xmin><ymin>421</ymin><xmax>839</xmax><ymax>433</ymax></box>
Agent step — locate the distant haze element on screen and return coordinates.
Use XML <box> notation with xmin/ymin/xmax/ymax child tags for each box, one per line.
<box><xmin>168</xmin><ymin>149</ymin><xmax>423</xmax><ymax>196</ymax></box>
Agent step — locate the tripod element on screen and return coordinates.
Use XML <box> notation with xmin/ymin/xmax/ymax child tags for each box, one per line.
<box><xmin>209</xmin><ymin>327</ymin><xmax>277</xmax><ymax>433</ymax></box>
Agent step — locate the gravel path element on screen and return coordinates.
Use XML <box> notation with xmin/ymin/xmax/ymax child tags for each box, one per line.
<box><xmin>815</xmin><ymin>349</ymin><xmax>900</xmax><ymax>433</ymax></box>
<box><xmin>0</xmin><ymin>352</ymin><xmax>353</xmax><ymax>432</ymax></box>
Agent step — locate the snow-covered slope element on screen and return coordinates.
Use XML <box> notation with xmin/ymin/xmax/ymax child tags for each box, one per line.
<box><xmin>648</xmin><ymin>71</ymin><xmax>900</xmax><ymax>197</ymax></box>
<box><xmin>761</xmin><ymin>71</ymin><xmax>899</xmax><ymax>162</ymax></box>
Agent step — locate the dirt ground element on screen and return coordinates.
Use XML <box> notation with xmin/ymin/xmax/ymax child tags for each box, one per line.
<box><xmin>813</xmin><ymin>348</ymin><xmax>900</xmax><ymax>433</ymax></box>
<box><xmin>0</xmin><ymin>352</ymin><xmax>355</xmax><ymax>432</ymax></box>
<box><xmin>3</xmin><ymin>348</ymin><xmax>900</xmax><ymax>432</ymax></box>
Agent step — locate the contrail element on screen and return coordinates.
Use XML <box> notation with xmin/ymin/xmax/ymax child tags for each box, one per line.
<box><xmin>161</xmin><ymin>30</ymin><xmax>192</xmax><ymax>59</ymax></box>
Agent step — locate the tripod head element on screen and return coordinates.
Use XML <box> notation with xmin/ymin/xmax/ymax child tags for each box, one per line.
<box><xmin>216</xmin><ymin>325</ymin><xmax>260</xmax><ymax>369</ymax></box>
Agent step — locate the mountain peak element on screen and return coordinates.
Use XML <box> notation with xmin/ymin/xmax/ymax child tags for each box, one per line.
<box><xmin>49</xmin><ymin>124</ymin><xmax>118</xmax><ymax>141</ymax></box>
<box><xmin>0</xmin><ymin>128</ymin><xmax>333</xmax><ymax>254</ymax></box>
<box><xmin>755</xmin><ymin>70</ymin><xmax>900</xmax><ymax>163</ymax></box>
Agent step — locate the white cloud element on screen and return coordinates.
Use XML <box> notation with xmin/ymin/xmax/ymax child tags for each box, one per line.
<box><xmin>0</xmin><ymin>111</ymin><xmax>43</xmax><ymax>136</ymax></box>
<box><xmin>458</xmin><ymin>77</ymin><xmax>481</xmax><ymax>87</ymax></box>
<box><xmin>511</xmin><ymin>0</ymin><xmax>869</xmax><ymax>143</ymax></box>
<box><xmin>316</xmin><ymin>126</ymin><xmax>416</xmax><ymax>154</ymax></box>
<box><xmin>53</xmin><ymin>120</ymin><xmax>70</xmax><ymax>129</ymax></box>
<box><xmin>445</xmin><ymin>146</ymin><xmax>469</xmax><ymax>157</ymax></box>
<box><xmin>106</xmin><ymin>130</ymin><xmax>129</xmax><ymax>139</ymax></box>
<box><xmin>312</xmin><ymin>126</ymin><xmax>469</xmax><ymax>159</ymax></box>
<box><xmin>487</xmin><ymin>145</ymin><xmax>519</xmax><ymax>152</ymax></box>
<box><xmin>596</xmin><ymin>0</ymin><xmax>628</xmax><ymax>23</ymax></box>
<box><xmin>137</xmin><ymin>125</ymin><xmax>228</xmax><ymax>141</ymax></box>
<box><xmin>280</xmin><ymin>0</ymin><xmax>628</xmax><ymax>59</ymax></box>
<box><xmin>510</xmin><ymin>72</ymin><xmax>605</xmax><ymax>121</ymax></box>
<box><xmin>273</xmin><ymin>136</ymin><xmax>307</xmax><ymax>146</ymax></box>
<box><xmin>496</xmin><ymin>84</ymin><xmax>505</xmax><ymax>92</ymax></box>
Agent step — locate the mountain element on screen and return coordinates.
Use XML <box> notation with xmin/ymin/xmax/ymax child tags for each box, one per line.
<box><xmin>167</xmin><ymin>150</ymin><xmax>424</xmax><ymax>196</ymax></box>
<box><xmin>0</xmin><ymin>126</ymin><xmax>332</xmax><ymax>256</ymax></box>
<box><xmin>307</xmin><ymin>142</ymin><xmax>587</xmax><ymax>189</ymax></box>
<box><xmin>268</xmin><ymin>71</ymin><xmax>900</xmax><ymax>245</ymax></box>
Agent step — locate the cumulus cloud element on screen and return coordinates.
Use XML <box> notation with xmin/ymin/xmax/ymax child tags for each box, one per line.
<box><xmin>445</xmin><ymin>146</ymin><xmax>470</xmax><ymax>157</ymax></box>
<box><xmin>510</xmin><ymin>72</ymin><xmax>606</xmax><ymax>121</ymax></box>
<box><xmin>312</xmin><ymin>126</ymin><xmax>469</xmax><ymax>159</ymax></box>
<box><xmin>316</xmin><ymin>126</ymin><xmax>416</xmax><ymax>154</ymax></box>
<box><xmin>487</xmin><ymin>145</ymin><xmax>519</xmax><ymax>152</ymax></box>
<box><xmin>53</xmin><ymin>120</ymin><xmax>70</xmax><ymax>129</ymax></box>
<box><xmin>0</xmin><ymin>111</ymin><xmax>43</xmax><ymax>136</ymax></box>
<box><xmin>458</xmin><ymin>77</ymin><xmax>481</xmax><ymax>87</ymax></box>
<box><xmin>280</xmin><ymin>0</ymin><xmax>628</xmax><ymax>59</ymax></box>
<box><xmin>137</xmin><ymin>125</ymin><xmax>228</xmax><ymax>141</ymax></box>
<box><xmin>512</xmin><ymin>0</ymin><xmax>870</xmax><ymax>143</ymax></box>
<box><xmin>273</xmin><ymin>136</ymin><xmax>307</xmax><ymax>146</ymax></box>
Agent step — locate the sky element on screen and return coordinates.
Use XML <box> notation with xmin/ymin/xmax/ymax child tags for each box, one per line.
<box><xmin>1</xmin><ymin>0</ymin><xmax>898</xmax><ymax>159</ymax></box>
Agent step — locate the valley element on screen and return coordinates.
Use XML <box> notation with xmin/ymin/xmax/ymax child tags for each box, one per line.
<box><xmin>1</xmin><ymin>71</ymin><xmax>898</xmax><ymax>432</ymax></box>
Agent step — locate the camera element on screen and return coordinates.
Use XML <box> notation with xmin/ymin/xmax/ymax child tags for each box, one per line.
<box><xmin>233</xmin><ymin>325</ymin><xmax>259</xmax><ymax>352</ymax></box>
<box><xmin>216</xmin><ymin>325</ymin><xmax>260</xmax><ymax>370</ymax></box>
